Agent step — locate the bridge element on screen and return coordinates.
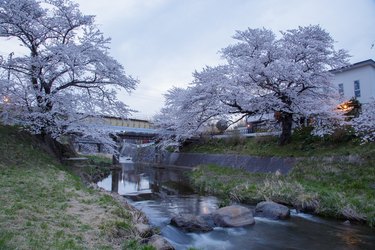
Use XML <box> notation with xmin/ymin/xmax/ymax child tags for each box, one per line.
<box><xmin>74</xmin><ymin>124</ymin><xmax>159</xmax><ymax>154</ymax></box>
<box><xmin>99</xmin><ymin>124</ymin><xmax>158</xmax><ymax>142</ymax></box>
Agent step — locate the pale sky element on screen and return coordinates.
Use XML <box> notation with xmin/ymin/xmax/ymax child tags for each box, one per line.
<box><xmin>15</xmin><ymin>0</ymin><xmax>375</xmax><ymax>119</ymax></box>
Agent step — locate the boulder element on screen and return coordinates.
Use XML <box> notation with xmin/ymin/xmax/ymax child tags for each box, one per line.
<box><xmin>170</xmin><ymin>214</ymin><xmax>213</xmax><ymax>232</ymax></box>
<box><xmin>199</xmin><ymin>213</ymin><xmax>216</xmax><ymax>228</ymax></box>
<box><xmin>255</xmin><ymin>201</ymin><xmax>290</xmax><ymax>219</ymax></box>
<box><xmin>135</xmin><ymin>223</ymin><xmax>153</xmax><ymax>238</ymax></box>
<box><xmin>148</xmin><ymin>235</ymin><xmax>175</xmax><ymax>250</ymax></box>
<box><xmin>212</xmin><ymin>205</ymin><xmax>255</xmax><ymax>227</ymax></box>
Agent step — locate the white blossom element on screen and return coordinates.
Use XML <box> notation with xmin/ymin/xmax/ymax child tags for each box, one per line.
<box><xmin>0</xmin><ymin>0</ymin><xmax>137</xmax><ymax>150</ymax></box>
<box><xmin>352</xmin><ymin>99</ymin><xmax>375</xmax><ymax>142</ymax></box>
<box><xmin>156</xmin><ymin>25</ymin><xmax>349</xmax><ymax>145</ymax></box>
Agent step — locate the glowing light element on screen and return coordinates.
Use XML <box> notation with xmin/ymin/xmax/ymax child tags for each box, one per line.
<box><xmin>2</xmin><ymin>96</ymin><xmax>10</xmax><ymax>103</ymax></box>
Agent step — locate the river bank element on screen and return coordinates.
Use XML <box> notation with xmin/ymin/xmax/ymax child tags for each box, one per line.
<box><xmin>176</xmin><ymin>131</ymin><xmax>375</xmax><ymax>226</ymax></box>
<box><xmin>189</xmin><ymin>158</ymin><xmax>375</xmax><ymax>227</ymax></box>
<box><xmin>0</xmin><ymin>125</ymin><xmax>153</xmax><ymax>249</ymax></box>
<box><xmin>97</xmin><ymin>162</ymin><xmax>375</xmax><ymax>249</ymax></box>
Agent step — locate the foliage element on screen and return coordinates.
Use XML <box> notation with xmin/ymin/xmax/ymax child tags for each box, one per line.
<box><xmin>352</xmin><ymin>98</ymin><xmax>375</xmax><ymax>142</ymax></box>
<box><xmin>0</xmin><ymin>0</ymin><xmax>137</xmax><ymax>152</ymax></box>
<box><xmin>182</xmin><ymin>132</ymin><xmax>371</xmax><ymax>157</ymax></box>
<box><xmin>341</xmin><ymin>97</ymin><xmax>362</xmax><ymax>118</ymax></box>
<box><xmin>155</xmin><ymin>25</ymin><xmax>349</xmax><ymax>145</ymax></box>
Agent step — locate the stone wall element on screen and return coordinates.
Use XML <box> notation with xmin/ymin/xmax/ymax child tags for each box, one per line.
<box><xmin>163</xmin><ymin>152</ymin><xmax>295</xmax><ymax>174</ymax></box>
<box><xmin>134</xmin><ymin>146</ymin><xmax>296</xmax><ymax>174</ymax></box>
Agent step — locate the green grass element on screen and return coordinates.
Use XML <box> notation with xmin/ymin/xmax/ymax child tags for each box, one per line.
<box><xmin>183</xmin><ymin>127</ymin><xmax>375</xmax><ymax>157</ymax></box>
<box><xmin>83</xmin><ymin>154</ymin><xmax>113</xmax><ymax>165</ymax></box>
<box><xmin>187</xmin><ymin>128</ymin><xmax>375</xmax><ymax>225</ymax></box>
<box><xmin>0</xmin><ymin>125</ymin><xmax>152</xmax><ymax>249</ymax></box>
<box><xmin>190</xmin><ymin>157</ymin><xmax>375</xmax><ymax>226</ymax></box>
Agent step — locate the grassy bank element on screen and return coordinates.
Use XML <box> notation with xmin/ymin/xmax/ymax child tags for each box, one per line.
<box><xmin>190</xmin><ymin>157</ymin><xmax>375</xmax><ymax>226</ymax></box>
<box><xmin>187</xmin><ymin>129</ymin><xmax>375</xmax><ymax>226</ymax></box>
<box><xmin>182</xmin><ymin>128</ymin><xmax>371</xmax><ymax>157</ymax></box>
<box><xmin>0</xmin><ymin>125</ymin><xmax>151</xmax><ymax>249</ymax></box>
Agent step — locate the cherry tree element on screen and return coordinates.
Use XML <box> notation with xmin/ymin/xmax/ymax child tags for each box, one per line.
<box><xmin>156</xmin><ymin>25</ymin><xmax>349</xmax><ymax>145</ymax></box>
<box><xmin>0</xmin><ymin>0</ymin><xmax>137</xmax><ymax>152</ymax></box>
<box><xmin>352</xmin><ymin>99</ymin><xmax>375</xmax><ymax>142</ymax></box>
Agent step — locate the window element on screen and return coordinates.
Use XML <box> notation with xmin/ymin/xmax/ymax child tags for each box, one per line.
<box><xmin>338</xmin><ymin>83</ymin><xmax>344</xmax><ymax>96</ymax></box>
<box><xmin>354</xmin><ymin>80</ymin><xmax>361</xmax><ymax>98</ymax></box>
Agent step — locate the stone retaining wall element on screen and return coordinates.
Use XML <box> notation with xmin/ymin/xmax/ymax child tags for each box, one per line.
<box><xmin>133</xmin><ymin>147</ymin><xmax>296</xmax><ymax>174</ymax></box>
<box><xmin>164</xmin><ymin>152</ymin><xmax>296</xmax><ymax>174</ymax></box>
<box><xmin>132</xmin><ymin>147</ymin><xmax>363</xmax><ymax>175</ymax></box>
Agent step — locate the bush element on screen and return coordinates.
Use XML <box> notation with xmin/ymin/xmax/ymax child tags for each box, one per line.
<box><xmin>225</xmin><ymin>130</ymin><xmax>246</xmax><ymax>146</ymax></box>
<box><xmin>254</xmin><ymin>135</ymin><xmax>276</xmax><ymax>145</ymax></box>
<box><xmin>292</xmin><ymin>126</ymin><xmax>316</xmax><ymax>142</ymax></box>
<box><xmin>324</xmin><ymin>126</ymin><xmax>356</xmax><ymax>144</ymax></box>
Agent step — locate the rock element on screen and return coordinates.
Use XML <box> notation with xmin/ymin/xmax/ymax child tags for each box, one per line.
<box><xmin>255</xmin><ymin>201</ymin><xmax>290</xmax><ymax>220</ymax></box>
<box><xmin>342</xmin><ymin>220</ymin><xmax>351</xmax><ymax>226</ymax></box>
<box><xmin>199</xmin><ymin>213</ymin><xmax>216</xmax><ymax>228</ymax></box>
<box><xmin>212</xmin><ymin>205</ymin><xmax>255</xmax><ymax>227</ymax></box>
<box><xmin>135</xmin><ymin>223</ymin><xmax>153</xmax><ymax>238</ymax></box>
<box><xmin>170</xmin><ymin>214</ymin><xmax>213</xmax><ymax>232</ymax></box>
<box><xmin>148</xmin><ymin>235</ymin><xmax>175</xmax><ymax>250</ymax></box>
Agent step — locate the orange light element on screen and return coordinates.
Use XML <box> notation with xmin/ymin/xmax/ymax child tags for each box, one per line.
<box><xmin>3</xmin><ymin>96</ymin><xmax>10</xmax><ymax>103</ymax></box>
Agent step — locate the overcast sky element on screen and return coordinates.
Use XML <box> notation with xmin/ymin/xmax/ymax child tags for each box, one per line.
<box><xmin>60</xmin><ymin>0</ymin><xmax>375</xmax><ymax>118</ymax></box>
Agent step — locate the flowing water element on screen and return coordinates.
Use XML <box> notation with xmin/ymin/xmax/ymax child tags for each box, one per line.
<box><xmin>97</xmin><ymin>163</ymin><xmax>375</xmax><ymax>250</ymax></box>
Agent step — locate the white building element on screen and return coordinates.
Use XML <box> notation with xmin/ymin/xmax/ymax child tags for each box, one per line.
<box><xmin>331</xmin><ymin>59</ymin><xmax>375</xmax><ymax>104</ymax></box>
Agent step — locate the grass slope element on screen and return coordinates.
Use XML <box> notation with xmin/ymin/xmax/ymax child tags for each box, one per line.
<box><xmin>183</xmin><ymin>128</ymin><xmax>371</xmax><ymax>157</ymax></box>
<box><xmin>0</xmin><ymin>125</ymin><xmax>151</xmax><ymax>250</ymax></box>
<box><xmin>187</xmin><ymin>131</ymin><xmax>375</xmax><ymax>226</ymax></box>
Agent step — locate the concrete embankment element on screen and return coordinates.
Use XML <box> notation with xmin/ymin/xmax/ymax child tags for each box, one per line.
<box><xmin>134</xmin><ymin>147</ymin><xmax>296</xmax><ymax>174</ymax></box>
<box><xmin>165</xmin><ymin>152</ymin><xmax>296</xmax><ymax>174</ymax></box>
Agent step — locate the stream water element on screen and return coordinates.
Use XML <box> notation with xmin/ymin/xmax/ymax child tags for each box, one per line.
<box><xmin>97</xmin><ymin>163</ymin><xmax>375</xmax><ymax>250</ymax></box>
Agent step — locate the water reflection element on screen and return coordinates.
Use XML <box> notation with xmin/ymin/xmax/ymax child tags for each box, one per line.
<box><xmin>97</xmin><ymin>163</ymin><xmax>375</xmax><ymax>250</ymax></box>
<box><xmin>98</xmin><ymin>163</ymin><xmax>195</xmax><ymax>196</ymax></box>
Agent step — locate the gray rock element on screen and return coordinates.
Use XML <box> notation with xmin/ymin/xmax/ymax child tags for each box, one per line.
<box><xmin>212</xmin><ymin>205</ymin><xmax>255</xmax><ymax>227</ymax></box>
<box><xmin>148</xmin><ymin>235</ymin><xmax>175</xmax><ymax>250</ymax></box>
<box><xmin>255</xmin><ymin>201</ymin><xmax>290</xmax><ymax>219</ymax></box>
<box><xmin>199</xmin><ymin>213</ymin><xmax>216</xmax><ymax>228</ymax></box>
<box><xmin>170</xmin><ymin>214</ymin><xmax>213</xmax><ymax>232</ymax></box>
<box><xmin>135</xmin><ymin>223</ymin><xmax>153</xmax><ymax>238</ymax></box>
<box><xmin>342</xmin><ymin>220</ymin><xmax>351</xmax><ymax>226</ymax></box>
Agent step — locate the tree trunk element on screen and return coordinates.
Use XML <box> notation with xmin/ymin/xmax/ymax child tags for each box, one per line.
<box><xmin>279</xmin><ymin>112</ymin><xmax>293</xmax><ymax>145</ymax></box>
<box><xmin>36</xmin><ymin>133</ymin><xmax>77</xmax><ymax>160</ymax></box>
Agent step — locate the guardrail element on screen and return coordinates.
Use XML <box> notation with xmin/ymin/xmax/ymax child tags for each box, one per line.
<box><xmin>213</xmin><ymin>131</ymin><xmax>281</xmax><ymax>139</ymax></box>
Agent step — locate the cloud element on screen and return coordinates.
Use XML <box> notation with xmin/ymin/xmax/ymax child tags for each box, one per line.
<box><xmin>5</xmin><ymin>0</ymin><xmax>374</xmax><ymax>118</ymax></box>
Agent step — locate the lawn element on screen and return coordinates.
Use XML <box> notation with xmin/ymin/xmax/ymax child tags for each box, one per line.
<box><xmin>0</xmin><ymin>125</ymin><xmax>152</xmax><ymax>249</ymax></box>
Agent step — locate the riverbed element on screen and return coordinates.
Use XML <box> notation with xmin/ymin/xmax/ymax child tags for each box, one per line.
<box><xmin>97</xmin><ymin>163</ymin><xmax>375</xmax><ymax>250</ymax></box>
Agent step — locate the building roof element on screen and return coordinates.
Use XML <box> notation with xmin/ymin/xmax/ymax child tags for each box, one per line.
<box><xmin>331</xmin><ymin>59</ymin><xmax>375</xmax><ymax>74</ymax></box>
<box><xmin>93</xmin><ymin>124</ymin><xmax>158</xmax><ymax>134</ymax></box>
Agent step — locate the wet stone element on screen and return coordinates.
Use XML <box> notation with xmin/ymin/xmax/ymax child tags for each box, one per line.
<box><xmin>255</xmin><ymin>201</ymin><xmax>290</xmax><ymax>220</ymax></box>
<box><xmin>170</xmin><ymin>214</ymin><xmax>214</xmax><ymax>232</ymax></box>
<box><xmin>212</xmin><ymin>205</ymin><xmax>255</xmax><ymax>227</ymax></box>
<box><xmin>148</xmin><ymin>235</ymin><xmax>175</xmax><ymax>250</ymax></box>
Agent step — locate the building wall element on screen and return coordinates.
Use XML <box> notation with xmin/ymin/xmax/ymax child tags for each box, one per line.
<box><xmin>333</xmin><ymin>64</ymin><xmax>375</xmax><ymax>104</ymax></box>
<box><xmin>103</xmin><ymin>117</ymin><xmax>153</xmax><ymax>129</ymax></box>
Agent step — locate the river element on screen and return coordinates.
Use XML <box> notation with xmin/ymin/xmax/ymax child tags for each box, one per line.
<box><xmin>97</xmin><ymin>162</ymin><xmax>375</xmax><ymax>250</ymax></box>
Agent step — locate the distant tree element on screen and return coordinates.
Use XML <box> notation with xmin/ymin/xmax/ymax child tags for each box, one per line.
<box><xmin>0</xmin><ymin>0</ymin><xmax>137</xmax><ymax>152</ymax></box>
<box><xmin>352</xmin><ymin>98</ymin><xmax>375</xmax><ymax>142</ymax></box>
<box><xmin>154</xmin><ymin>84</ymin><xmax>229</xmax><ymax>142</ymax></box>
<box><xmin>156</xmin><ymin>25</ymin><xmax>349</xmax><ymax>145</ymax></box>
